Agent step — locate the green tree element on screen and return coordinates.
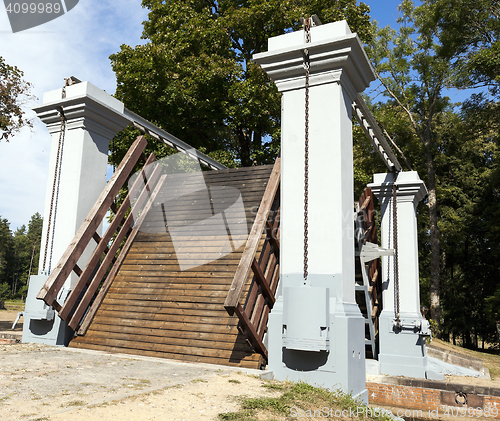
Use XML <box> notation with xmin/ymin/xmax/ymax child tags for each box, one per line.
<box><xmin>0</xmin><ymin>217</ymin><xmax>14</xmax><ymax>286</ymax></box>
<box><xmin>110</xmin><ymin>0</ymin><xmax>372</xmax><ymax>167</ymax></box>
<box><xmin>367</xmin><ymin>0</ymin><xmax>454</xmax><ymax>326</ymax></box>
<box><xmin>0</xmin><ymin>56</ymin><xmax>35</xmax><ymax>141</ymax></box>
<box><xmin>426</xmin><ymin>0</ymin><xmax>500</xmax><ymax>94</ymax></box>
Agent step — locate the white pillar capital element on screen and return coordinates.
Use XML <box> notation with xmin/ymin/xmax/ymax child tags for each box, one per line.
<box><xmin>254</xmin><ymin>20</ymin><xmax>374</xmax><ymax>99</ymax></box>
<box><xmin>34</xmin><ymin>81</ymin><xmax>129</xmax><ymax>139</ymax></box>
<box><xmin>369</xmin><ymin>171</ymin><xmax>428</xmax><ymax>205</ymax></box>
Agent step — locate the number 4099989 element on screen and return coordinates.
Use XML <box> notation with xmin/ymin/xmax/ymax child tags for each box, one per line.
<box><xmin>5</xmin><ymin>3</ymin><xmax>62</xmax><ymax>14</ymax></box>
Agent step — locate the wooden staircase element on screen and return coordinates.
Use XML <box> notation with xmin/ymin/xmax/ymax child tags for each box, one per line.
<box><xmin>36</xmin><ymin>134</ymin><xmax>385</xmax><ymax>367</ymax></box>
<box><xmin>70</xmin><ymin>163</ymin><xmax>279</xmax><ymax>368</ymax></box>
<box><xmin>36</xmin><ymin>135</ymin><xmax>280</xmax><ymax>369</ymax></box>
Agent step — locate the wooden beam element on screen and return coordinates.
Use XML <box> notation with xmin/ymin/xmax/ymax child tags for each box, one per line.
<box><xmin>36</xmin><ymin>136</ymin><xmax>148</xmax><ymax>306</ymax></box>
<box><xmin>251</xmin><ymin>259</ymin><xmax>275</xmax><ymax>307</ymax></box>
<box><xmin>77</xmin><ymin>174</ymin><xmax>168</xmax><ymax>335</ymax></box>
<box><xmin>234</xmin><ymin>303</ymin><xmax>268</xmax><ymax>360</ymax></box>
<box><xmin>68</xmin><ymin>167</ymin><xmax>164</xmax><ymax>330</ymax></box>
<box><xmin>224</xmin><ymin>157</ymin><xmax>280</xmax><ymax>315</ymax></box>
<box><xmin>59</xmin><ymin>153</ymin><xmax>158</xmax><ymax>321</ymax></box>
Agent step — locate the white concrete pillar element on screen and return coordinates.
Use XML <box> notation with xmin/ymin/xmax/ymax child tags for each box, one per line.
<box><xmin>23</xmin><ymin>82</ymin><xmax>129</xmax><ymax>346</ymax></box>
<box><xmin>254</xmin><ymin>20</ymin><xmax>374</xmax><ymax>401</ymax></box>
<box><xmin>369</xmin><ymin>171</ymin><xmax>432</xmax><ymax>378</ymax></box>
<box><xmin>33</xmin><ymin>81</ymin><xmax>129</xmax><ymax>287</ymax></box>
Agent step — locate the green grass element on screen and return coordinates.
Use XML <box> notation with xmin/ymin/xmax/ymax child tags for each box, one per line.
<box><xmin>218</xmin><ymin>381</ymin><xmax>394</xmax><ymax>421</ymax></box>
<box><xmin>431</xmin><ymin>338</ymin><xmax>500</xmax><ymax>380</ymax></box>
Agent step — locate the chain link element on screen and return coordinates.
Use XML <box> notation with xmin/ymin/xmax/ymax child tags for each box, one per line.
<box><xmin>303</xmin><ymin>17</ymin><xmax>311</xmax><ymax>282</ymax></box>
<box><xmin>42</xmin><ymin>110</ymin><xmax>66</xmax><ymax>273</ymax></box>
<box><xmin>392</xmin><ymin>172</ymin><xmax>400</xmax><ymax>323</ymax></box>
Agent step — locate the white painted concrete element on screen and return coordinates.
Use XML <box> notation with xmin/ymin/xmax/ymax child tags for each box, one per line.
<box><xmin>33</xmin><ymin>81</ymin><xmax>129</xmax><ymax>287</ymax></box>
<box><xmin>369</xmin><ymin>171</ymin><xmax>433</xmax><ymax>378</ymax></box>
<box><xmin>254</xmin><ymin>20</ymin><xmax>375</xmax><ymax>401</ymax></box>
<box><xmin>24</xmin><ymin>82</ymin><xmax>129</xmax><ymax>346</ymax></box>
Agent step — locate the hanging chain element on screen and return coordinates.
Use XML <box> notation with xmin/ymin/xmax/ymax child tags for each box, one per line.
<box><xmin>42</xmin><ymin>109</ymin><xmax>67</xmax><ymax>273</ymax></box>
<box><xmin>303</xmin><ymin>17</ymin><xmax>311</xmax><ymax>282</ymax></box>
<box><xmin>392</xmin><ymin>172</ymin><xmax>401</xmax><ymax>324</ymax></box>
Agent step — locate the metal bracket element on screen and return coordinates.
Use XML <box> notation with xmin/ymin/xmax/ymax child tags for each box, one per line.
<box><xmin>392</xmin><ymin>318</ymin><xmax>431</xmax><ymax>337</ymax></box>
<box><xmin>359</xmin><ymin>242</ymin><xmax>394</xmax><ymax>263</ymax></box>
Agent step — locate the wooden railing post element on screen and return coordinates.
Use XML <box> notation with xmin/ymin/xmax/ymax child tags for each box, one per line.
<box><xmin>224</xmin><ymin>157</ymin><xmax>281</xmax><ymax>360</ymax></box>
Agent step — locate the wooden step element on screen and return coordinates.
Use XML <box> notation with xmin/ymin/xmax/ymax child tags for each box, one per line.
<box><xmin>69</xmin><ymin>165</ymin><xmax>275</xmax><ymax>369</ymax></box>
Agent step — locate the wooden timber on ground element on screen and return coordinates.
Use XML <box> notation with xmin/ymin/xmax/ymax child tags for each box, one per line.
<box><xmin>70</xmin><ymin>164</ymin><xmax>277</xmax><ymax>369</ymax></box>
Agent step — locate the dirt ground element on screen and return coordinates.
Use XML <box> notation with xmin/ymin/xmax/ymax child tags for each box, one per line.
<box><xmin>0</xmin><ymin>308</ymin><xmax>280</xmax><ymax>421</ymax></box>
<box><xmin>2</xmin><ymin>307</ymin><xmax>500</xmax><ymax>421</ymax></box>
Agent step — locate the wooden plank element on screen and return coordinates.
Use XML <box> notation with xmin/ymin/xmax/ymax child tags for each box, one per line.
<box><xmin>84</xmin><ymin>325</ymin><xmax>241</xmax><ymax>343</ymax></box>
<box><xmin>234</xmin><ymin>303</ymin><xmax>267</xmax><ymax>360</ymax></box>
<box><xmin>99</xmin><ymin>298</ymin><xmax>226</xmax><ymax>311</ymax></box>
<box><xmin>89</xmin><ymin>317</ymin><xmax>240</xmax><ymax>334</ymax></box>
<box><xmin>69</xmin><ymin>342</ymin><xmax>263</xmax><ymax>369</ymax></box>
<box><xmin>105</xmin><ymin>289</ymin><xmax>229</xmax><ymax>298</ymax></box>
<box><xmin>103</xmin><ymin>292</ymin><xmax>227</xmax><ymax>304</ymax></box>
<box><xmin>95</xmin><ymin>309</ymin><xmax>235</xmax><ymax>325</ymax></box>
<box><xmin>251</xmin><ymin>259</ymin><xmax>275</xmax><ymax>307</ymax></box>
<box><xmin>67</xmin><ymin>167</ymin><xmax>165</xmax><ymax>329</ymax></box>
<box><xmin>37</xmin><ymin>136</ymin><xmax>148</xmax><ymax>306</ymax></box>
<box><xmin>59</xmin><ymin>152</ymin><xmax>159</xmax><ymax>321</ymax></box>
<box><xmin>224</xmin><ymin>158</ymin><xmax>280</xmax><ymax>314</ymax></box>
<box><xmin>76</xmin><ymin>174</ymin><xmax>168</xmax><ymax>334</ymax></box>
<box><xmin>71</xmin><ymin>337</ymin><xmax>256</xmax><ymax>359</ymax></box>
<box><xmin>77</xmin><ymin>330</ymin><xmax>254</xmax><ymax>352</ymax></box>
<box><xmin>99</xmin><ymin>303</ymin><xmax>228</xmax><ymax>317</ymax></box>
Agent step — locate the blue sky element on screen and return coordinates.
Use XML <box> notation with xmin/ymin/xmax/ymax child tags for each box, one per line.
<box><xmin>0</xmin><ymin>0</ymin><xmax>468</xmax><ymax>230</ymax></box>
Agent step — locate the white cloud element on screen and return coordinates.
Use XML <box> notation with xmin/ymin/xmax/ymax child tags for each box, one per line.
<box><xmin>0</xmin><ymin>1</ymin><xmax>149</xmax><ymax>230</ymax></box>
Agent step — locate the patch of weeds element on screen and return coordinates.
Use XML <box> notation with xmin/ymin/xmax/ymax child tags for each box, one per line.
<box><xmin>262</xmin><ymin>381</ymin><xmax>285</xmax><ymax>391</ymax></box>
<box><xmin>191</xmin><ymin>378</ymin><xmax>208</xmax><ymax>383</ymax></box>
<box><xmin>139</xmin><ymin>379</ymin><xmax>151</xmax><ymax>384</ymax></box>
<box><xmin>61</xmin><ymin>400</ymin><xmax>86</xmax><ymax>407</ymax></box>
<box><xmin>229</xmin><ymin>379</ymin><xmax>241</xmax><ymax>384</ymax></box>
<box><xmin>33</xmin><ymin>418</ymin><xmax>50</xmax><ymax>421</ymax></box>
<box><xmin>219</xmin><ymin>409</ymin><xmax>256</xmax><ymax>421</ymax></box>
<box><xmin>218</xmin><ymin>380</ymin><xmax>394</xmax><ymax>421</ymax></box>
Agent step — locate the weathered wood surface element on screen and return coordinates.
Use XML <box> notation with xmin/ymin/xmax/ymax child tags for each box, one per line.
<box><xmin>71</xmin><ymin>164</ymin><xmax>275</xmax><ymax>369</ymax></box>
<box><xmin>37</xmin><ymin>136</ymin><xmax>148</xmax><ymax>307</ymax></box>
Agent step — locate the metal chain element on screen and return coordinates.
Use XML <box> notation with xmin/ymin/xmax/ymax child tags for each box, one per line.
<box><xmin>392</xmin><ymin>172</ymin><xmax>401</xmax><ymax>323</ymax></box>
<box><xmin>303</xmin><ymin>17</ymin><xmax>311</xmax><ymax>282</ymax></box>
<box><xmin>42</xmin><ymin>110</ymin><xmax>66</xmax><ymax>272</ymax></box>
<box><xmin>48</xmin><ymin>112</ymin><xmax>66</xmax><ymax>274</ymax></box>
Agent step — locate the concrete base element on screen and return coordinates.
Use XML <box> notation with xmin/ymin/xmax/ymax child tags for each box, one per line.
<box><xmin>378</xmin><ymin>311</ymin><xmax>428</xmax><ymax>379</ymax></box>
<box><xmin>22</xmin><ymin>275</ymin><xmax>73</xmax><ymax>346</ymax></box>
<box><xmin>268</xmin><ymin>294</ymin><xmax>368</xmax><ymax>403</ymax></box>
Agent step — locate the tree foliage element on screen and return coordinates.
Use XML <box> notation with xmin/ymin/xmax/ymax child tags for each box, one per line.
<box><xmin>0</xmin><ymin>213</ymin><xmax>43</xmax><ymax>300</ymax></box>
<box><xmin>426</xmin><ymin>0</ymin><xmax>500</xmax><ymax>94</ymax></box>
<box><xmin>110</xmin><ymin>0</ymin><xmax>372</xmax><ymax>167</ymax></box>
<box><xmin>0</xmin><ymin>56</ymin><xmax>35</xmax><ymax>141</ymax></box>
<box><xmin>367</xmin><ymin>0</ymin><xmax>454</xmax><ymax>325</ymax></box>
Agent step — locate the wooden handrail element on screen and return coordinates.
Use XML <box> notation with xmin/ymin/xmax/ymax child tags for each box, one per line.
<box><xmin>224</xmin><ymin>157</ymin><xmax>280</xmax><ymax>315</ymax></box>
<box><xmin>66</xmin><ymin>164</ymin><xmax>163</xmax><ymax>330</ymax></box>
<box><xmin>58</xmin><ymin>152</ymin><xmax>158</xmax><ymax>321</ymax></box>
<box><xmin>224</xmin><ymin>158</ymin><xmax>280</xmax><ymax>361</ymax></box>
<box><xmin>37</xmin><ymin>136</ymin><xmax>148</xmax><ymax>308</ymax></box>
<box><xmin>77</xmin><ymin>174</ymin><xmax>168</xmax><ymax>335</ymax></box>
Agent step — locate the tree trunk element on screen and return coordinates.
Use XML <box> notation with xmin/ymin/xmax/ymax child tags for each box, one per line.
<box><xmin>425</xmin><ymin>146</ymin><xmax>442</xmax><ymax>328</ymax></box>
<box><xmin>237</xmin><ymin>128</ymin><xmax>252</xmax><ymax>167</ymax></box>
